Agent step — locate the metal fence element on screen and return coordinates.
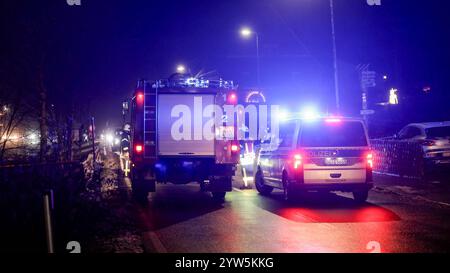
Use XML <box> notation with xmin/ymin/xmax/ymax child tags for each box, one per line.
<box><xmin>371</xmin><ymin>139</ymin><xmax>425</xmax><ymax>179</ymax></box>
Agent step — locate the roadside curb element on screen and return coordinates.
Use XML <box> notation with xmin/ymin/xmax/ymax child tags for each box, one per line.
<box><xmin>373</xmin><ymin>185</ymin><xmax>450</xmax><ymax>209</ymax></box>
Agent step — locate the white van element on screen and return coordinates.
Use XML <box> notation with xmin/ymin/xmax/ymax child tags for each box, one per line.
<box><xmin>254</xmin><ymin>117</ymin><xmax>373</xmax><ymax>203</ymax></box>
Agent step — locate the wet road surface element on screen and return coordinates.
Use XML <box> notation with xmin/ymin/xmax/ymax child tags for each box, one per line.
<box><xmin>131</xmin><ymin>177</ymin><xmax>450</xmax><ymax>253</ymax></box>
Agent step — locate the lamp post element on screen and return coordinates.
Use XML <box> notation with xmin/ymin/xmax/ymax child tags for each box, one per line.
<box><xmin>240</xmin><ymin>27</ymin><xmax>260</xmax><ymax>86</ymax></box>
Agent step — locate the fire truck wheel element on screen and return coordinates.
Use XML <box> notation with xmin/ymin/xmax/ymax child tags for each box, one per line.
<box><xmin>133</xmin><ymin>190</ymin><xmax>148</xmax><ymax>204</ymax></box>
<box><xmin>212</xmin><ymin>192</ymin><xmax>226</xmax><ymax>200</ymax></box>
<box><xmin>255</xmin><ymin>170</ymin><xmax>273</xmax><ymax>196</ymax></box>
<box><xmin>132</xmin><ymin>180</ymin><xmax>149</xmax><ymax>204</ymax></box>
<box><xmin>352</xmin><ymin>190</ymin><xmax>369</xmax><ymax>204</ymax></box>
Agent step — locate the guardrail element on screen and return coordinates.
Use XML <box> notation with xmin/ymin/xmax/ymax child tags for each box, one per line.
<box><xmin>371</xmin><ymin>139</ymin><xmax>425</xmax><ymax>179</ymax></box>
<box><xmin>0</xmin><ymin>162</ymin><xmax>85</xmax><ymax>252</ymax></box>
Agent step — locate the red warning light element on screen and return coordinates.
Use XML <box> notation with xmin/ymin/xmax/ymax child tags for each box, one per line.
<box><xmin>231</xmin><ymin>144</ymin><xmax>239</xmax><ymax>152</ymax></box>
<box><xmin>136</xmin><ymin>92</ymin><xmax>144</xmax><ymax>105</ymax></box>
<box><xmin>135</xmin><ymin>144</ymin><xmax>143</xmax><ymax>153</ymax></box>
<box><xmin>227</xmin><ymin>92</ymin><xmax>237</xmax><ymax>104</ymax></box>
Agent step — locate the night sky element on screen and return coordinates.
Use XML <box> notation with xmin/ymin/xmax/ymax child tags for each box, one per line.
<box><xmin>1</xmin><ymin>0</ymin><xmax>449</xmax><ymax>130</ymax></box>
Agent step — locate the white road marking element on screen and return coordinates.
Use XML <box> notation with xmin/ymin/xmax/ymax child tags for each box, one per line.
<box><xmin>143</xmin><ymin>231</ymin><xmax>167</xmax><ymax>253</ymax></box>
<box><xmin>232</xmin><ymin>187</ymin><xmax>244</xmax><ymax>192</ymax></box>
<box><xmin>414</xmin><ymin>196</ymin><xmax>450</xmax><ymax>208</ymax></box>
<box><xmin>137</xmin><ymin>205</ymin><xmax>167</xmax><ymax>253</ymax></box>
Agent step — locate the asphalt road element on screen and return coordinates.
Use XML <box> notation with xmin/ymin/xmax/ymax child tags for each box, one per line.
<box><xmin>132</xmin><ymin>175</ymin><xmax>450</xmax><ymax>253</ymax></box>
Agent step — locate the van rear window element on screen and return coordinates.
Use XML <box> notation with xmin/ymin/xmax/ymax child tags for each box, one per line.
<box><xmin>299</xmin><ymin>121</ymin><xmax>368</xmax><ymax>147</ymax></box>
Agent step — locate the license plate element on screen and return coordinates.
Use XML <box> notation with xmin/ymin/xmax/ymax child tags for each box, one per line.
<box><xmin>325</xmin><ymin>158</ymin><xmax>348</xmax><ymax>166</ymax></box>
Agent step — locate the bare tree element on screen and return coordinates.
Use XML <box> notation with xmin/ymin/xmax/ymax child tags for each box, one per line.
<box><xmin>0</xmin><ymin>86</ymin><xmax>36</xmax><ymax>162</ymax></box>
<box><xmin>0</xmin><ymin>2</ymin><xmax>83</xmax><ymax>164</ymax></box>
<box><xmin>37</xmin><ymin>65</ymin><xmax>49</xmax><ymax>163</ymax></box>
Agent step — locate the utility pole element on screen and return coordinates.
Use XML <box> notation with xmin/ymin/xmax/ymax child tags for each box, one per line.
<box><xmin>255</xmin><ymin>33</ymin><xmax>260</xmax><ymax>86</ymax></box>
<box><xmin>357</xmin><ymin>64</ymin><xmax>376</xmax><ymax>134</ymax></box>
<box><xmin>90</xmin><ymin>117</ymin><xmax>96</xmax><ymax>162</ymax></box>
<box><xmin>67</xmin><ymin>115</ymin><xmax>73</xmax><ymax>161</ymax></box>
<box><xmin>329</xmin><ymin>0</ymin><xmax>340</xmax><ymax>112</ymax></box>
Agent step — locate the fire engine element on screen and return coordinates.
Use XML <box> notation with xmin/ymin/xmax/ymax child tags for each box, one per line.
<box><xmin>129</xmin><ymin>74</ymin><xmax>240</xmax><ymax>202</ymax></box>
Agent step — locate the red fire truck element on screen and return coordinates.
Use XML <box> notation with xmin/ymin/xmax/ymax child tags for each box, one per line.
<box><xmin>129</xmin><ymin>74</ymin><xmax>240</xmax><ymax>202</ymax></box>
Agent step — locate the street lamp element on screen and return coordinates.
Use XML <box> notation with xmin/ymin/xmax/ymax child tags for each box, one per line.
<box><xmin>240</xmin><ymin>27</ymin><xmax>252</xmax><ymax>37</ymax></box>
<box><xmin>240</xmin><ymin>27</ymin><xmax>260</xmax><ymax>86</ymax></box>
<box><xmin>176</xmin><ymin>64</ymin><xmax>186</xmax><ymax>74</ymax></box>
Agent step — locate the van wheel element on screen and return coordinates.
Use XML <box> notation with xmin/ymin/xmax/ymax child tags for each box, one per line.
<box><xmin>255</xmin><ymin>170</ymin><xmax>273</xmax><ymax>196</ymax></box>
<box><xmin>131</xmin><ymin>177</ymin><xmax>149</xmax><ymax>205</ymax></box>
<box><xmin>353</xmin><ymin>190</ymin><xmax>369</xmax><ymax>204</ymax></box>
<box><xmin>283</xmin><ymin>182</ymin><xmax>297</xmax><ymax>202</ymax></box>
<box><xmin>132</xmin><ymin>185</ymin><xmax>149</xmax><ymax>205</ymax></box>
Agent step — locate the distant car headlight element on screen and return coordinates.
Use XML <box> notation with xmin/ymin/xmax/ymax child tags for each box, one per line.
<box><xmin>240</xmin><ymin>153</ymin><xmax>255</xmax><ymax>166</ymax></box>
<box><xmin>105</xmin><ymin>134</ymin><xmax>114</xmax><ymax>144</ymax></box>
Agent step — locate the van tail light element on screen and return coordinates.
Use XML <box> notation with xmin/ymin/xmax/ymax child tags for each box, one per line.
<box><xmin>293</xmin><ymin>154</ymin><xmax>303</xmax><ymax>169</ymax></box>
<box><xmin>366</xmin><ymin>152</ymin><xmax>374</xmax><ymax>182</ymax></box>
<box><xmin>366</xmin><ymin>152</ymin><xmax>374</xmax><ymax>169</ymax></box>
<box><xmin>291</xmin><ymin>153</ymin><xmax>305</xmax><ymax>183</ymax></box>
<box><xmin>135</xmin><ymin>144</ymin><xmax>143</xmax><ymax>154</ymax></box>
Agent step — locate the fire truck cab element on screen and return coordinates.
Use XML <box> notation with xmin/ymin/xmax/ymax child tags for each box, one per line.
<box><xmin>129</xmin><ymin>75</ymin><xmax>240</xmax><ymax>202</ymax></box>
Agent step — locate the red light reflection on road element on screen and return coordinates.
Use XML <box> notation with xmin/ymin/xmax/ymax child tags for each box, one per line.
<box><xmin>273</xmin><ymin>206</ymin><xmax>400</xmax><ymax>253</ymax></box>
<box><xmin>279</xmin><ymin>206</ymin><xmax>400</xmax><ymax>223</ymax></box>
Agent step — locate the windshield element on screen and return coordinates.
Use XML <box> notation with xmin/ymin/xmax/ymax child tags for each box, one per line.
<box><xmin>299</xmin><ymin>121</ymin><xmax>368</xmax><ymax>147</ymax></box>
<box><xmin>426</xmin><ymin>126</ymin><xmax>450</xmax><ymax>138</ymax></box>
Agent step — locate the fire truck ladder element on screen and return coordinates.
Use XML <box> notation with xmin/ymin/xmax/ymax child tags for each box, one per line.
<box><xmin>143</xmin><ymin>81</ymin><xmax>157</xmax><ymax>160</ymax></box>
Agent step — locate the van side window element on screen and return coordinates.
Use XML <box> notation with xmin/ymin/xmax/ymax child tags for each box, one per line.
<box><xmin>277</xmin><ymin>122</ymin><xmax>297</xmax><ymax>149</ymax></box>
